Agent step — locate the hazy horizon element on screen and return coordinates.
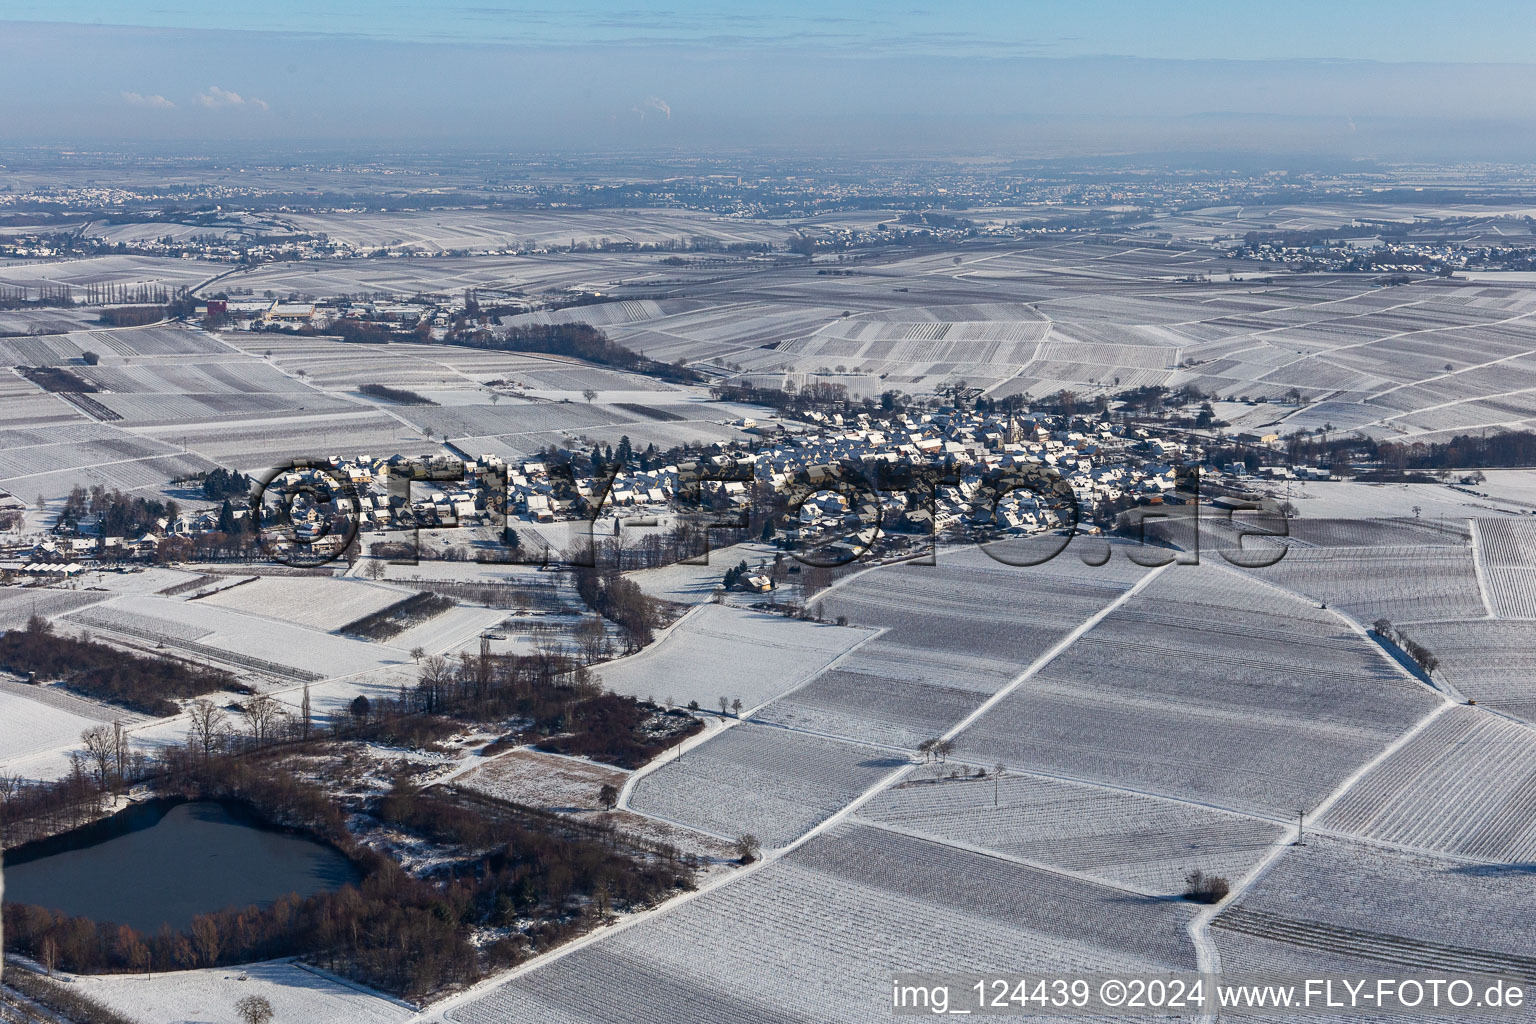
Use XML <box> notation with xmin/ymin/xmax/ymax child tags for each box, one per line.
<box><xmin>8</xmin><ymin>2</ymin><xmax>1536</xmax><ymax>160</ymax></box>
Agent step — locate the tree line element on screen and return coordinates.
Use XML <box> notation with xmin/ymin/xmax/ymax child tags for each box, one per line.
<box><xmin>0</xmin><ymin>616</ymin><xmax>240</xmax><ymax>716</ymax></box>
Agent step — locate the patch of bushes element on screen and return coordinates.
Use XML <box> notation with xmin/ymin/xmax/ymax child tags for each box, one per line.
<box><xmin>359</xmin><ymin>382</ymin><xmax>437</xmax><ymax>405</ymax></box>
<box><xmin>1183</xmin><ymin>870</ymin><xmax>1231</xmax><ymax>904</ymax></box>
<box><xmin>339</xmin><ymin>591</ymin><xmax>455</xmax><ymax>640</ymax></box>
<box><xmin>19</xmin><ymin>365</ymin><xmax>95</xmax><ymax>393</ymax></box>
<box><xmin>536</xmin><ymin>694</ymin><xmax>700</xmax><ymax>769</ymax></box>
<box><xmin>0</xmin><ymin>617</ymin><xmax>236</xmax><ymax>716</ymax></box>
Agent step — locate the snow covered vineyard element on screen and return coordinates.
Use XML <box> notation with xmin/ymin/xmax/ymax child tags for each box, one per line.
<box><xmin>431</xmin><ymin>519</ymin><xmax>1536</xmax><ymax>1023</ymax></box>
<box><xmin>443</xmin><ymin>822</ymin><xmax>1201</xmax><ymax>1024</ymax></box>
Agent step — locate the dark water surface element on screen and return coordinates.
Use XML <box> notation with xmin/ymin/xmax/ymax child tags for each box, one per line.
<box><xmin>3</xmin><ymin>799</ymin><xmax>360</xmax><ymax>932</ymax></box>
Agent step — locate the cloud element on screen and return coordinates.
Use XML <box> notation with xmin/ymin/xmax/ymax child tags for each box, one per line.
<box><xmin>121</xmin><ymin>91</ymin><xmax>174</xmax><ymax>109</ymax></box>
<box><xmin>640</xmin><ymin>95</ymin><xmax>671</xmax><ymax>119</ymax></box>
<box><xmin>197</xmin><ymin>85</ymin><xmax>270</xmax><ymax>111</ymax></box>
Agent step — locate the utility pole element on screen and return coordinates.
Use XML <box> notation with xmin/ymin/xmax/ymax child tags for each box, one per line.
<box><xmin>1296</xmin><ymin>809</ymin><xmax>1306</xmax><ymax>846</ymax></box>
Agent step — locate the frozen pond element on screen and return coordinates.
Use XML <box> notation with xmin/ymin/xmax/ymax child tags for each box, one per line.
<box><xmin>3</xmin><ymin>799</ymin><xmax>360</xmax><ymax>932</ymax></box>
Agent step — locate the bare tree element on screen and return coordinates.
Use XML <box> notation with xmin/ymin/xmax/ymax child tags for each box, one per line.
<box><xmin>731</xmin><ymin>698</ymin><xmax>743</xmax><ymax>717</ymax></box>
<box><xmin>81</xmin><ymin>723</ymin><xmax>116</xmax><ymax>793</ymax></box>
<box><xmin>418</xmin><ymin>654</ymin><xmax>454</xmax><ymax>712</ymax></box>
<box><xmin>597</xmin><ymin>783</ymin><xmax>619</xmax><ymax>811</ymax></box>
<box><xmin>235</xmin><ymin>995</ymin><xmax>275</xmax><ymax>1024</ymax></box>
<box><xmin>576</xmin><ymin>616</ymin><xmax>606</xmax><ymax>664</ymax></box>
<box><xmin>718</xmin><ymin>695</ymin><xmax>730</xmax><ymax>716</ymax></box>
<box><xmin>187</xmin><ymin>698</ymin><xmax>228</xmax><ymax>761</ymax></box>
<box><xmin>733</xmin><ymin>833</ymin><xmax>761</xmax><ymax>862</ymax></box>
<box><xmin>363</xmin><ymin>559</ymin><xmax>386</xmax><ymax>580</ymax></box>
<box><xmin>582</xmin><ymin>388</ymin><xmax>598</xmax><ymax>403</ymax></box>
<box><xmin>299</xmin><ymin>681</ymin><xmax>312</xmax><ymax>740</ymax></box>
<box><xmin>244</xmin><ymin>693</ymin><xmax>286</xmax><ymax>744</ymax></box>
<box><xmin>190</xmin><ymin>914</ymin><xmax>221</xmax><ymax>966</ymax></box>
<box><xmin>934</xmin><ymin>739</ymin><xmax>955</xmax><ymax>762</ymax></box>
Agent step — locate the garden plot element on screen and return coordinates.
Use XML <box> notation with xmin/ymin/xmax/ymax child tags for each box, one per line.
<box><xmin>67</xmin><ymin>595</ymin><xmax>406</xmax><ymax>683</ymax></box>
<box><xmin>1319</xmin><ymin>706</ymin><xmax>1536</xmax><ymax>862</ymax></box>
<box><xmin>71</xmin><ymin>959</ymin><xmax>414</xmax><ymax>1024</ymax></box>
<box><xmin>1249</xmin><ymin>544</ymin><xmax>1489</xmax><ymax>624</ymax></box>
<box><xmin>628</xmin><ymin>727</ymin><xmax>907</xmax><ymax>847</ymax></box>
<box><xmin>596</xmin><ymin>604</ymin><xmax>872</xmax><ymax>711</ymax></box>
<box><xmin>1212</xmin><ymin>835</ymin><xmax>1536</xmax><ymax>982</ymax></box>
<box><xmin>448</xmin><ymin>821</ymin><xmax>1199</xmax><ymax>1024</ymax></box>
<box><xmin>199</xmin><ymin>576</ymin><xmax>408</xmax><ymax>632</ymax></box>
<box><xmin>1394</xmin><ymin>619</ymin><xmax>1536</xmax><ymax>722</ymax></box>
<box><xmin>0</xmin><ymin>684</ymin><xmax>112</xmax><ymax>762</ymax></box>
<box><xmin>858</xmin><ymin>772</ymin><xmax>1285</xmax><ymax>897</ymax></box>
<box><xmin>956</xmin><ymin>567</ymin><xmax>1440</xmax><ymax>817</ymax></box>
<box><xmin>1473</xmin><ymin>518</ymin><xmax>1536</xmax><ymax>618</ymax></box>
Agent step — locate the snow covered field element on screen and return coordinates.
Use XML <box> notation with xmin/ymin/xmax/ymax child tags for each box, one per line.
<box><xmin>956</xmin><ymin>567</ymin><xmax>1440</xmax><ymax>816</ymax></box>
<box><xmin>1213</xmin><ymin>834</ymin><xmax>1536</xmax><ymax>980</ymax></box>
<box><xmin>595</xmin><ymin>604</ymin><xmax>873</xmax><ymax>711</ymax></box>
<box><xmin>1394</xmin><ymin>618</ymin><xmax>1536</xmax><ymax>721</ymax></box>
<box><xmin>67</xmin><ymin>594</ymin><xmax>408</xmax><ymax>682</ymax></box>
<box><xmin>445</xmin><ymin>822</ymin><xmax>1200</xmax><ymax>1024</ymax></box>
<box><xmin>458</xmin><ymin>749</ymin><xmax>627</xmax><ymax>812</ymax></box>
<box><xmin>1319</xmin><ymin>706</ymin><xmax>1536</xmax><ymax>862</ymax></box>
<box><xmin>0</xmin><ymin>683</ymin><xmax>111</xmax><ymax>761</ymax></box>
<box><xmin>199</xmin><ymin>575</ymin><xmax>410</xmax><ymax>632</ymax></box>
<box><xmin>859</xmin><ymin>772</ymin><xmax>1286</xmax><ymax>897</ymax></box>
<box><xmin>628</xmin><ymin>727</ymin><xmax>908</xmax><ymax>847</ymax></box>
<box><xmin>69</xmin><ymin>960</ymin><xmax>415</xmax><ymax>1024</ymax></box>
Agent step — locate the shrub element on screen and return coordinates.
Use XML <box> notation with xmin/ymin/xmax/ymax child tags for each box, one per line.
<box><xmin>1183</xmin><ymin>870</ymin><xmax>1231</xmax><ymax>904</ymax></box>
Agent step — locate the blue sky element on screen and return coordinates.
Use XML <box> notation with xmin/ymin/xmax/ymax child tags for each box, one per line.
<box><xmin>4</xmin><ymin>2</ymin><xmax>1536</xmax><ymax>156</ymax></box>
<box><xmin>8</xmin><ymin>0</ymin><xmax>1536</xmax><ymax>60</ymax></box>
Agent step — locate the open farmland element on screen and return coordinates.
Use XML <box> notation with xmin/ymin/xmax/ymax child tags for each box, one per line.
<box><xmin>1319</xmin><ymin>706</ymin><xmax>1536</xmax><ymax>862</ymax></box>
<box><xmin>955</xmin><ymin>566</ymin><xmax>1441</xmax><ymax>816</ymax></box>
<box><xmin>445</xmin><ymin>821</ymin><xmax>1200</xmax><ymax>1024</ymax></box>
<box><xmin>1391</xmin><ymin>618</ymin><xmax>1536</xmax><ymax>721</ymax></box>
<box><xmin>0</xmin><ymin>586</ymin><xmax>109</xmax><ymax>630</ymax></box>
<box><xmin>198</xmin><ymin>576</ymin><xmax>409</xmax><ymax>633</ymax></box>
<box><xmin>0</xmin><ymin>254</ymin><xmax>224</xmax><ymax>292</ymax></box>
<box><xmin>628</xmin><ymin>727</ymin><xmax>908</xmax><ymax>847</ymax></box>
<box><xmin>858</xmin><ymin>772</ymin><xmax>1286</xmax><ymax>897</ymax></box>
<box><xmin>1248</xmin><ymin>544</ymin><xmax>1490</xmax><ymax>624</ymax></box>
<box><xmin>66</xmin><ymin>594</ymin><xmax>407</xmax><ymax>683</ymax></box>
<box><xmin>1473</xmin><ymin>518</ymin><xmax>1536</xmax><ymax>617</ymax></box>
<box><xmin>1212</xmin><ymin>835</ymin><xmax>1536</xmax><ymax>983</ymax></box>
<box><xmin>0</xmin><ymin>682</ymin><xmax>116</xmax><ymax>762</ymax></box>
<box><xmin>763</xmin><ymin>548</ymin><xmax>1149</xmax><ymax>749</ymax></box>
<box><xmin>70</xmin><ymin>959</ymin><xmax>415</xmax><ymax>1024</ymax></box>
<box><xmin>595</xmin><ymin>604</ymin><xmax>874</xmax><ymax>711</ymax></box>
